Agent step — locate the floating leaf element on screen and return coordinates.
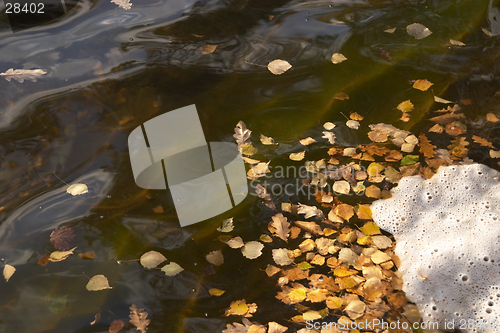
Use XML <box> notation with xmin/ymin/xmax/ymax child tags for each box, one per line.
<box><xmin>334</xmin><ymin>203</ymin><xmax>354</xmax><ymax>221</ymax></box>
<box><xmin>372</xmin><ymin>235</ymin><xmax>393</xmax><ymax>249</ymax></box>
<box><xmin>384</xmin><ymin>27</ymin><xmax>396</xmax><ymax>33</ymax></box>
<box><xmin>270</xmin><ymin>213</ymin><xmax>290</xmax><ymax>241</ymax></box>
<box><xmin>217</xmin><ymin>217</ymin><xmax>235</xmax><ymax>233</ymax></box>
<box><xmin>50</xmin><ymin>226</ymin><xmax>75</xmax><ymax>250</ymax></box>
<box><xmin>140</xmin><ymin>251</ymin><xmax>166</xmax><ymax>269</ymax></box>
<box><xmin>200</xmin><ymin>44</ymin><xmax>217</xmax><ymax>54</ymax></box>
<box><xmin>322</xmin><ymin>131</ymin><xmax>336</xmax><ymax>144</ymax></box>
<box><xmin>268</xmin><ymin>322</ymin><xmax>287</xmax><ymax>333</ymax></box>
<box><xmin>206</xmin><ymin>250</ymin><xmax>224</xmax><ymax>266</ymax></box>
<box><xmin>344</xmin><ymin>300</ymin><xmax>366</xmax><ymax>319</ymax></box>
<box><xmin>272</xmin><ymin>248</ymin><xmax>294</xmax><ymax>266</ymax></box>
<box><xmin>360</xmin><ymin>221</ymin><xmax>380</xmax><ymax>235</ymax></box>
<box><xmin>406</xmin><ymin>23</ymin><xmax>432</xmax><ymax>39</ymax></box>
<box><xmin>224</xmin><ymin>300</ymin><xmax>258</xmax><ymax>317</ymax></box>
<box><xmin>334</xmin><ymin>92</ymin><xmax>349</xmax><ymax>100</ymax></box>
<box><xmin>268</xmin><ymin>60</ymin><xmax>292</xmax><ymax>75</ymax></box>
<box><xmin>299</xmin><ymin>137</ymin><xmax>316</xmax><ymax>146</ymax></box>
<box><xmin>413</xmin><ymin>79</ymin><xmax>433</xmax><ymax>91</ymax></box>
<box><xmin>129</xmin><ymin>304</ymin><xmax>150</xmax><ymax>333</ymax></box>
<box><xmin>67</xmin><ymin>183</ymin><xmax>88</xmax><ymax>196</ymax></box>
<box><xmin>450</xmin><ymin>39</ymin><xmax>465</xmax><ymax>46</ymax></box>
<box><xmin>419</xmin><ymin>133</ymin><xmax>437</xmax><ymax>158</ymax></box>
<box><xmin>297</xmin><ymin>203</ymin><xmax>324</xmax><ymax>219</ymax></box>
<box><xmin>247</xmin><ymin>162</ymin><xmax>270</xmax><ymax>180</ymax></box>
<box><xmin>346</xmin><ymin>120</ymin><xmax>360</xmax><ymax>129</ymax></box>
<box><xmin>471</xmin><ymin>135</ymin><xmax>494</xmax><ymax>148</ymax></box>
<box><xmin>234</xmin><ymin>121</ymin><xmax>251</xmax><ymax>145</ymax></box>
<box><xmin>227</xmin><ymin>236</ymin><xmax>245</xmax><ymax>249</ymax></box>
<box><xmin>490</xmin><ymin>150</ymin><xmax>500</xmax><ymax>158</ymax></box>
<box><xmin>109</xmin><ymin>319</ymin><xmax>124</xmax><ymax>333</ymax></box>
<box><xmin>331</xmin><ymin>53</ymin><xmax>347</xmax><ymax>64</ymax></box>
<box><xmin>260</xmin><ymin>133</ymin><xmax>277</xmax><ymax>145</ymax></box>
<box><xmin>86</xmin><ymin>274</ymin><xmax>112</xmax><ymax>291</ymax></box>
<box><xmin>323</xmin><ymin>122</ymin><xmax>336</xmax><ymax>130</ymax></box>
<box><xmin>434</xmin><ymin>96</ymin><xmax>452</xmax><ymax>104</ymax></box>
<box><xmin>289</xmin><ymin>151</ymin><xmax>305</xmax><ymax>161</ymax></box>
<box><xmin>356</xmin><ymin>205</ymin><xmax>373</xmax><ymax>220</ymax></box>
<box><xmin>0</xmin><ymin>68</ymin><xmax>47</xmax><ymax>82</ymax></box>
<box><xmin>241</xmin><ymin>241</ymin><xmax>264</xmax><ymax>259</ymax></box>
<box><xmin>486</xmin><ymin>113</ymin><xmax>499</xmax><ymax>123</ymax></box>
<box><xmin>209</xmin><ymin>288</ymin><xmax>226</xmax><ymax>296</ymax></box>
<box><xmin>350</xmin><ymin>112</ymin><xmax>363</xmax><ymax>120</ymax></box>
<box><xmin>401</xmin><ymin>155</ymin><xmax>419</xmax><ymax>166</ymax></box>
<box><xmin>49</xmin><ymin>247</ymin><xmax>77</xmax><ymax>262</ymax></box>
<box><xmin>161</xmin><ymin>262</ymin><xmax>184</xmax><ymax>276</ymax></box>
<box><xmin>333</xmin><ymin>180</ymin><xmax>350</xmax><ymax>195</ymax></box>
<box><xmin>111</xmin><ymin>0</ymin><xmax>132</xmax><ymax>9</ymax></box>
<box><xmin>297</xmin><ymin>261</ymin><xmax>313</xmax><ymax>270</ymax></box>
<box><xmin>365</xmin><ymin>185</ymin><xmax>381</xmax><ymax>199</ymax></box>
<box><xmin>367</xmin><ymin>163</ymin><xmax>385</xmax><ymax>177</ymax></box>
<box><xmin>3</xmin><ymin>264</ymin><xmax>15</xmax><ymax>282</ymax></box>
<box><xmin>397</xmin><ymin>100</ymin><xmax>414</xmax><ymax>113</ymax></box>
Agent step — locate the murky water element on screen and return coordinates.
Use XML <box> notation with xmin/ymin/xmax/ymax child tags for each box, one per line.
<box><xmin>0</xmin><ymin>0</ymin><xmax>500</xmax><ymax>332</ymax></box>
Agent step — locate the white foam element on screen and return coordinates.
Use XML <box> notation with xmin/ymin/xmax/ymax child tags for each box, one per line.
<box><xmin>371</xmin><ymin>164</ymin><xmax>500</xmax><ymax>332</ymax></box>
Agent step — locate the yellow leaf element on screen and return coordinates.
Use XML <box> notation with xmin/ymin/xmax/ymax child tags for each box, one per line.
<box><xmin>3</xmin><ymin>264</ymin><xmax>15</xmax><ymax>282</ymax></box>
<box><xmin>209</xmin><ymin>288</ymin><xmax>226</xmax><ymax>296</ymax></box>
<box><xmin>367</xmin><ymin>163</ymin><xmax>384</xmax><ymax>177</ymax></box>
<box><xmin>140</xmin><ymin>250</ymin><xmax>166</xmax><ymax>269</ymax></box>
<box><xmin>334</xmin><ymin>203</ymin><xmax>355</xmax><ymax>221</ymax></box>
<box><xmin>161</xmin><ymin>262</ymin><xmax>184</xmax><ymax>276</ymax></box>
<box><xmin>413</xmin><ymin>79</ymin><xmax>433</xmax><ymax>91</ymax></box>
<box><xmin>200</xmin><ymin>44</ymin><xmax>217</xmax><ymax>54</ymax></box>
<box><xmin>288</xmin><ymin>288</ymin><xmax>306</xmax><ymax>302</ymax></box>
<box><xmin>359</xmin><ymin>221</ymin><xmax>379</xmax><ymax>234</ymax></box>
<box><xmin>299</xmin><ymin>137</ymin><xmax>316</xmax><ymax>146</ymax></box>
<box><xmin>331</xmin><ymin>53</ymin><xmax>347</xmax><ymax>64</ymax></box>
<box><xmin>302</xmin><ymin>310</ymin><xmax>322</xmax><ymax>320</ymax></box>
<box><xmin>67</xmin><ymin>183</ymin><xmax>88</xmax><ymax>196</ymax></box>
<box><xmin>289</xmin><ymin>151</ymin><xmax>305</xmax><ymax>161</ymax></box>
<box><xmin>326</xmin><ymin>296</ymin><xmax>343</xmax><ymax>309</ymax></box>
<box><xmin>397</xmin><ymin>100</ymin><xmax>414</xmax><ymax>113</ymax></box>
<box><xmin>486</xmin><ymin>113</ymin><xmax>499</xmax><ymax>123</ymax></box>
<box><xmin>49</xmin><ymin>247</ymin><xmax>77</xmax><ymax>262</ymax></box>
<box><xmin>260</xmin><ymin>133</ymin><xmax>277</xmax><ymax>145</ymax></box>
<box><xmin>86</xmin><ymin>274</ymin><xmax>112</xmax><ymax>291</ymax></box>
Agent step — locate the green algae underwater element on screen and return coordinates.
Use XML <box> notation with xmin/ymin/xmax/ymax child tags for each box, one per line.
<box><xmin>1</xmin><ymin>0</ymin><xmax>500</xmax><ymax>332</ymax></box>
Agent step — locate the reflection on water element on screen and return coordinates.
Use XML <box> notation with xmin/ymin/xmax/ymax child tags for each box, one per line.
<box><xmin>0</xmin><ymin>0</ymin><xmax>500</xmax><ymax>331</ymax></box>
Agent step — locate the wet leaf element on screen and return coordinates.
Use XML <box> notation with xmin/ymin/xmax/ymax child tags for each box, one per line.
<box><xmin>209</xmin><ymin>288</ymin><xmax>226</xmax><ymax>296</ymax></box>
<box><xmin>486</xmin><ymin>113</ymin><xmax>499</xmax><ymax>123</ymax></box>
<box><xmin>255</xmin><ymin>184</ymin><xmax>276</xmax><ymax>210</ymax></box>
<box><xmin>268</xmin><ymin>60</ymin><xmax>292</xmax><ymax>75</ymax></box>
<box><xmin>384</xmin><ymin>27</ymin><xmax>396</xmax><ymax>33</ymax></box>
<box><xmin>289</xmin><ymin>151</ymin><xmax>305</xmax><ymax>161</ymax></box>
<box><xmin>365</xmin><ymin>185</ymin><xmax>381</xmax><ymax>199</ymax></box>
<box><xmin>242</xmin><ymin>156</ymin><xmax>260</xmax><ymax>164</ymax></box>
<box><xmin>334</xmin><ymin>92</ymin><xmax>349</xmax><ymax>100</ymax></box>
<box><xmin>268</xmin><ymin>322</ymin><xmax>287</xmax><ymax>333</ymax></box>
<box><xmin>260</xmin><ymin>133</ymin><xmax>277</xmax><ymax>145</ymax></box>
<box><xmin>333</xmin><ymin>180</ymin><xmax>350</xmax><ymax>195</ymax></box>
<box><xmin>49</xmin><ymin>247</ymin><xmax>77</xmax><ymax>262</ymax></box>
<box><xmin>129</xmin><ymin>304</ymin><xmax>150</xmax><ymax>333</ymax></box>
<box><xmin>217</xmin><ymin>217</ymin><xmax>235</xmax><ymax>233</ymax></box>
<box><xmin>299</xmin><ymin>137</ymin><xmax>316</xmax><ymax>146</ymax></box>
<box><xmin>370</xmin><ymin>250</ymin><xmax>391</xmax><ymax>264</ymax></box>
<box><xmin>334</xmin><ymin>203</ymin><xmax>354</xmax><ymax>221</ymax></box>
<box><xmin>490</xmin><ymin>150</ymin><xmax>500</xmax><ymax>158</ymax></box>
<box><xmin>447</xmin><ymin>137</ymin><xmax>469</xmax><ymax>159</ymax></box>
<box><xmin>67</xmin><ymin>183</ymin><xmax>88</xmax><ymax>196</ymax></box>
<box><xmin>406</xmin><ymin>23</ymin><xmax>432</xmax><ymax>39</ymax></box>
<box><xmin>265</xmin><ymin>265</ymin><xmax>281</xmax><ymax>277</ymax></box>
<box><xmin>234</xmin><ymin>121</ymin><xmax>252</xmax><ymax>145</ymax></box>
<box><xmin>322</xmin><ymin>131</ymin><xmax>336</xmax><ymax>144</ymax></box>
<box><xmin>224</xmin><ymin>300</ymin><xmax>258</xmax><ymax>317</ymax></box>
<box><xmin>247</xmin><ymin>162</ymin><xmax>270</xmax><ymax>179</ymax></box>
<box><xmin>0</xmin><ymin>68</ymin><xmax>47</xmax><ymax>82</ymax></box>
<box><xmin>111</xmin><ymin>0</ymin><xmax>132</xmax><ymax>9</ymax></box>
<box><xmin>445</xmin><ymin>123</ymin><xmax>466</xmax><ymax>136</ymax></box>
<box><xmin>241</xmin><ymin>241</ymin><xmax>264</xmax><ymax>259</ymax></box>
<box><xmin>206</xmin><ymin>250</ymin><xmax>224</xmax><ymax>266</ymax></box>
<box><xmin>227</xmin><ymin>236</ymin><xmax>245</xmax><ymax>249</ymax></box>
<box><xmin>272</xmin><ymin>248</ymin><xmax>294</xmax><ymax>266</ymax></box>
<box><xmin>434</xmin><ymin>96</ymin><xmax>452</xmax><ymax>104</ymax></box>
<box><xmin>109</xmin><ymin>319</ymin><xmax>124</xmax><ymax>333</ymax></box>
<box><xmin>152</xmin><ymin>205</ymin><xmax>164</xmax><ymax>213</ymax></box>
<box><xmin>50</xmin><ymin>226</ymin><xmax>75</xmax><ymax>250</ymax></box>
<box><xmin>323</xmin><ymin>122</ymin><xmax>336</xmax><ymax>130</ymax></box>
<box><xmin>161</xmin><ymin>262</ymin><xmax>183</xmax><ymax>276</ymax></box>
<box><xmin>450</xmin><ymin>39</ymin><xmax>465</xmax><ymax>46</ymax></box>
<box><xmin>45</xmin><ymin>294</ymin><xmax>68</xmax><ymax>313</ymax></box>
<box><xmin>397</xmin><ymin>100</ymin><xmax>414</xmax><ymax>113</ymax></box>
<box><xmin>200</xmin><ymin>44</ymin><xmax>217</xmax><ymax>54</ymax></box>
<box><xmin>140</xmin><ymin>251</ymin><xmax>166</xmax><ymax>269</ymax></box>
<box><xmin>86</xmin><ymin>274</ymin><xmax>112</xmax><ymax>291</ymax></box>
<box><xmin>295</xmin><ymin>221</ymin><xmax>323</xmax><ymax>235</ymax></box>
<box><xmin>297</xmin><ymin>261</ymin><xmax>313</xmax><ymax>270</ymax></box>
<box><xmin>413</xmin><ymin>79</ymin><xmax>433</xmax><ymax>91</ymax></box>
<box><xmin>222</xmin><ymin>318</ymin><xmax>254</xmax><ymax>333</ymax></box>
<box><xmin>356</xmin><ymin>205</ymin><xmax>373</xmax><ymax>220</ymax></box>
<box><xmin>297</xmin><ymin>203</ymin><xmax>324</xmax><ymax>219</ymax></box>
<box><xmin>350</xmin><ymin>112</ymin><xmax>364</xmax><ymax>120</ymax></box>
<box><xmin>429</xmin><ymin>123</ymin><xmax>444</xmax><ymax>133</ymax></box>
<box><xmin>326</xmin><ymin>296</ymin><xmax>343</xmax><ymax>309</ymax></box>
<box><xmin>346</xmin><ymin>120</ymin><xmax>360</xmax><ymax>129</ymax></box>
<box><xmin>430</xmin><ymin>113</ymin><xmax>460</xmax><ymax>125</ymax></box>
<box><xmin>331</xmin><ymin>53</ymin><xmax>348</xmax><ymax>64</ymax></box>
<box><xmin>372</xmin><ymin>235</ymin><xmax>392</xmax><ymax>249</ymax></box>
<box><xmin>367</xmin><ymin>162</ymin><xmax>385</xmax><ymax>177</ymax></box>
<box><xmin>270</xmin><ymin>213</ymin><xmax>290</xmax><ymax>241</ymax></box>
<box><xmin>368</xmin><ymin>131</ymin><xmax>388</xmax><ymax>143</ymax></box>
<box><xmin>344</xmin><ymin>300</ymin><xmax>366</xmax><ymax>319</ymax></box>
<box><xmin>419</xmin><ymin>133</ymin><xmax>436</xmax><ymax>158</ymax></box>
<box><xmin>401</xmin><ymin>154</ymin><xmax>419</xmax><ymax>166</ymax></box>
<box><xmin>472</xmin><ymin>135</ymin><xmax>494</xmax><ymax>148</ymax></box>
<box><xmin>3</xmin><ymin>264</ymin><xmax>15</xmax><ymax>282</ymax></box>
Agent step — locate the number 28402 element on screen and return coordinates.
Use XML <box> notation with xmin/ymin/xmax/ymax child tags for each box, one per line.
<box><xmin>6</xmin><ymin>3</ymin><xmax>45</xmax><ymax>13</ymax></box>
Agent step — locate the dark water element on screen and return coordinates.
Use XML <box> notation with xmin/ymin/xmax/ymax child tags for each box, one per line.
<box><xmin>0</xmin><ymin>0</ymin><xmax>500</xmax><ymax>332</ymax></box>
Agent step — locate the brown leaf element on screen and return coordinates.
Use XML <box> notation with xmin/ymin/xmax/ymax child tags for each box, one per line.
<box><xmin>37</xmin><ymin>253</ymin><xmax>51</xmax><ymax>266</ymax></box>
<box><xmin>447</xmin><ymin>137</ymin><xmax>469</xmax><ymax>160</ymax></box>
<box><xmin>334</xmin><ymin>92</ymin><xmax>349</xmax><ymax>100</ymax></box>
<box><xmin>255</xmin><ymin>184</ymin><xmax>276</xmax><ymax>210</ymax></box>
<box><xmin>269</xmin><ymin>213</ymin><xmax>290</xmax><ymax>242</ymax></box>
<box><xmin>152</xmin><ymin>205</ymin><xmax>164</xmax><ymax>213</ymax></box>
<box><xmin>444</xmin><ymin>123</ymin><xmax>466</xmax><ymax>136</ymax></box>
<box><xmin>418</xmin><ymin>133</ymin><xmax>436</xmax><ymax>158</ymax></box>
<box><xmin>234</xmin><ymin>121</ymin><xmax>251</xmax><ymax>145</ymax></box>
<box><xmin>294</xmin><ymin>221</ymin><xmax>323</xmax><ymax>235</ymax></box>
<box><xmin>429</xmin><ymin>113</ymin><xmax>460</xmax><ymax>125</ymax></box>
<box><xmin>365</xmin><ymin>185</ymin><xmax>381</xmax><ymax>199</ymax></box>
<box><xmin>79</xmin><ymin>251</ymin><xmax>96</xmax><ymax>260</ymax></box>
<box><xmin>109</xmin><ymin>319</ymin><xmax>124</xmax><ymax>333</ymax></box>
<box><xmin>428</xmin><ymin>124</ymin><xmax>444</xmax><ymax>133</ymax></box>
<box><xmin>200</xmin><ymin>44</ymin><xmax>217</xmax><ymax>55</ymax></box>
<box><xmin>486</xmin><ymin>113</ymin><xmax>499</xmax><ymax>123</ymax></box>
<box><xmin>472</xmin><ymin>135</ymin><xmax>495</xmax><ymax>148</ymax></box>
<box><xmin>350</xmin><ymin>112</ymin><xmax>364</xmax><ymax>120</ymax></box>
<box><xmin>334</xmin><ymin>203</ymin><xmax>354</xmax><ymax>221</ymax></box>
<box><xmin>50</xmin><ymin>226</ymin><xmax>75</xmax><ymax>250</ymax></box>
<box><xmin>129</xmin><ymin>304</ymin><xmax>150</xmax><ymax>333</ymax></box>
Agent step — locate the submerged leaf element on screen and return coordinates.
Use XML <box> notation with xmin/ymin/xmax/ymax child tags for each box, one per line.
<box><xmin>129</xmin><ymin>304</ymin><xmax>150</xmax><ymax>333</ymax></box>
<box><xmin>200</xmin><ymin>44</ymin><xmax>217</xmax><ymax>54</ymax></box>
<box><xmin>206</xmin><ymin>250</ymin><xmax>224</xmax><ymax>266</ymax></box>
<box><xmin>50</xmin><ymin>226</ymin><xmax>75</xmax><ymax>250</ymax></box>
<box><xmin>406</xmin><ymin>23</ymin><xmax>432</xmax><ymax>39</ymax></box>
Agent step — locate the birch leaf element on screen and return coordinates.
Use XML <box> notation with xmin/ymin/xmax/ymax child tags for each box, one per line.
<box><xmin>206</xmin><ymin>250</ymin><xmax>224</xmax><ymax>266</ymax></box>
<box><xmin>129</xmin><ymin>304</ymin><xmax>150</xmax><ymax>333</ymax></box>
<box><xmin>161</xmin><ymin>262</ymin><xmax>184</xmax><ymax>276</ymax></box>
<box><xmin>268</xmin><ymin>60</ymin><xmax>292</xmax><ymax>75</ymax></box>
<box><xmin>109</xmin><ymin>319</ymin><xmax>124</xmax><ymax>333</ymax></box>
<box><xmin>450</xmin><ymin>39</ymin><xmax>465</xmax><ymax>46</ymax></box>
<box><xmin>49</xmin><ymin>247</ymin><xmax>77</xmax><ymax>262</ymax></box>
<box><xmin>3</xmin><ymin>264</ymin><xmax>15</xmax><ymax>282</ymax></box>
<box><xmin>224</xmin><ymin>300</ymin><xmax>258</xmax><ymax>317</ymax></box>
<box><xmin>406</xmin><ymin>23</ymin><xmax>432</xmax><ymax>39</ymax></box>
<box><xmin>234</xmin><ymin>121</ymin><xmax>251</xmax><ymax>145</ymax></box>
<box><xmin>333</xmin><ymin>180</ymin><xmax>350</xmax><ymax>195</ymax></box>
<box><xmin>209</xmin><ymin>288</ymin><xmax>226</xmax><ymax>296</ymax></box>
<box><xmin>434</xmin><ymin>96</ymin><xmax>452</xmax><ymax>104</ymax></box>
<box><xmin>322</xmin><ymin>131</ymin><xmax>336</xmax><ymax>144</ymax></box>
<box><xmin>268</xmin><ymin>322</ymin><xmax>288</xmax><ymax>333</ymax></box>
<box><xmin>346</xmin><ymin>120</ymin><xmax>360</xmax><ymax>129</ymax></box>
<box><xmin>272</xmin><ymin>248</ymin><xmax>294</xmax><ymax>266</ymax></box>
<box><xmin>140</xmin><ymin>251</ymin><xmax>166</xmax><ymax>269</ymax></box>
<box><xmin>260</xmin><ymin>133</ymin><xmax>277</xmax><ymax>145</ymax></box>
<box><xmin>0</xmin><ymin>68</ymin><xmax>47</xmax><ymax>82</ymax></box>
<box><xmin>323</xmin><ymin>122</ymin><xmax>336</xmax><ymax>130</ymax></box>
<box><xmin>67</xmin><ymin>183</ymin><xmax>88</xmax><ymax>196</ymax></box>
<box><xmin>241</xmin><ymin>241</ymin><xmax>264</xmax><ymax>259</ymax></box>
<box><xmin>111</xmin><ymin>0</ymin><xmax>132</xmax><ymax>10</ymax></box>
<box><xmin>299</xmin><ymin>137</ymin><xmax>316</xmax><ymax>146</ymax></box>
<box><xmin>289</xmin><ymin>151</ymin><xmax>305</xmax><ymax>161</ymax></box>
<box><xmin>200</xmin><ymin>44</ymin><xmax>217</xmax><ymax>54</ymax></box>
<box><xmin>331</xmin><ymin>53</ymin><xmax>347</xmax><ymax>64</ymax></box>
<box><xmin>217</xmin><ymin>218</ymin><xmax>234</xmax><ymax>232</ymax></box>
<box><xmin>413</xmin><ymin>79</ymin><xmax>433</xmax><ymax>91</ymax></box>
<box><xmin>86</xmin><ymin>274</ymin><xmax>112</xmax><ymax>291</ymax></box>
<box><xmin>227</xmin><ymin>237</ymin><xmax>245</xmax><ymax>249</ymax></box>
<box><xmin>397</xmin><ymin>100</ymin><xmax>414</xmax><ymax>113</ymax></box>
<box><xmin>247</xmin><ymin>162</ymin><xmax>270</xmax><ymax>179</ymax></box>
